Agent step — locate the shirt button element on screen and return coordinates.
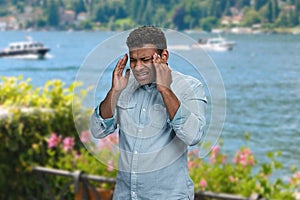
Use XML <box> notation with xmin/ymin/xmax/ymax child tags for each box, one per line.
<box><xmin>134</xmin><ymin>151</ymin><xmax>138</xmax><ymax>154</ymax></box>
<box><xmin>132</xmin><ymin>191</ymin><xmax>136</xmax><ymax>195</ymax></box>
<box><xmin>142</xmin><ymin>108</ymin><xmax>146</xmax><ymax>112</ymax></box>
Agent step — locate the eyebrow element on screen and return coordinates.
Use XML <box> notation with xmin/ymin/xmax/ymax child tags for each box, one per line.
<box><xmin>130</xmin><ymin>56</ymin><xmax>153</xmax><ymax>60</ymax></box>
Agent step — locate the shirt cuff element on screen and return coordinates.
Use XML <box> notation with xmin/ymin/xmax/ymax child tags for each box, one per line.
<box><xmin>169</xmin><ymin>103</ymin><xmax>191</xmax><ymax>125</ymax></box>
<box><xmin>95</xmin><ymin>105</ymin><xmax>115</xmax><ymax>128</ymax></box>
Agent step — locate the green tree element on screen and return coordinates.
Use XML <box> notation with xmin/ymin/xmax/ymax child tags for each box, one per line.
<box><xmin>242</xmin><ymin>8</ymin><xmax>261</xmax><ymax>26</ymax></box>
<box><xmin>200</xmin><ymin>16</ymin><xmax>218</xmax><ymax>32</ymax></box>
<box><xmin>209</xmin><ymin>0</ymin><xmax>222</xmax><ymax>18</ymax></box>
<box><xmin>254</xmin><ymin>0</ymin><xmax>268</xmax><ymax>11</ymax></box>
<box><xmin>224</xmin><ymin>0</ymin><xmax>232</xmax><ymax>16</ymax></box>
<box><xmin>141</xmin><ymin>0</ymin><xmax>154</xmax><ymax>25</ymax></box>
<box><xmin>47</xmin><ymin>0</ymin><xmax>59</xmax><ymax>27</ymax></box>
<box><xmin>72</xmin><ymin>0</ymin><xmax>86</xmax><ymax>15</ymax></box>
<box><xmin>272</xmin><ymin>0</ymin><xmax>280</xmax><ymax>22</ymax></box>
<box><xmin>275</xmin><ymin>12</ymin><xmax>290</xmax><ymax>27</ymax></box>
<box><xmin>265</xmin><ymin>0</ymin><xmax>279</xmax><ymax>23</ymax></box>
<box><xmin>172</xmin><ymin>5</ymin><xmax>187</xmax><ymax>30</ymax></box>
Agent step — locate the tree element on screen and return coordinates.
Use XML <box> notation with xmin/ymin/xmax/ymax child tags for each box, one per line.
<box><xmin>265</xmin><ymin>0</ymin><xmax>279</xmax><ymax>23</ymax></box>
<box><xmin>172</xmin><ymin>5</ymin><xmax>187</xmax><ymax>30</ymax></box>
<box><xmin>209</xmin><ymin>0</ymin><xmax>222</xmax><ymax>18</ymax></box>
<box><xmin>200</xmin><ymin>16</ymin><xmax>218</xmax><ymax>32</ymax></box>
<box><xmin>242</xmin><ymin>9</ymin><xmax>261</xmax><ymax>26</ymax></box>
<box><xmin>272</xmin><ymin>0</ymin><xmax>280</xmax><ymax>22</ymax></box>
<box><xmin>73</xmin><ymin>0</ymin><xmax>86</xmax><ymax>15</ymax></box>
<box><xmin>47</xmin><ymin>0</ymin><xmax>59</xmax><ymax>27</ymax></box>
<box><xmin>254</xmin><ymin>0</ymin><xmax>268</xmax><ymax>11</ymax></box>
<box><xmin>224</xmin><ymin>0</ymin><xmax>232</xmax><ymax>16</ymax></box>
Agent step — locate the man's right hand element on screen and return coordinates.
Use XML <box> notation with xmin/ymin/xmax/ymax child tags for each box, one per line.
<box><xmin>99</xmin><ymin>54</ymin><xmax>130</xmax><ymax>119</ymax></box>
<box><xmin>111</xmin><ymin>54</ymin><xmax>130</xmax><ymax>93</ymax></box>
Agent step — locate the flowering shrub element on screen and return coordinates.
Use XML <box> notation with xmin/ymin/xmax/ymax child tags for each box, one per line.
<box><xmin>45</xmin><ymin>130</ymin><xmax>299</xmax><ymax>199</ymax></box>
<box><xmin>0</xmin><ymin>76</ymin><xmax>88</xmax><ymax>199</ymax></box>
<box><xmin>44</xmin><ymin>129</ymin><xmax>300</xmax><ymax>199</ymax></box>
<box><xmin>45</xmin><ymin>131</ymin><xmax>118</xmax><ymax>189</ymax></box>
<box><xmin>188</xmin><ymin>139</ymin><xmax>297</xmax><ymax>199</ymax></box>
<box><xmin>290</xmin><ymin>171</ymin><xmax>300</xmax><ymax>188</ymax></box>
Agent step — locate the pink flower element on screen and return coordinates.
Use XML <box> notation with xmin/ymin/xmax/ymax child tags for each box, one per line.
<box><xmin>209</xmin><ymin>145</ymin><xmax>220</xmax><ymax>164</ymax></box>
<box><xmin>233</xmin><ymin>147</ymin><xmax>255</xmax><ymax>166</ymax></box>
<box><xmin>73</xmin><ymin>150</ymin><xmax>81</xmax><ymax>160</ymax></box>
<box><xmin>212</xmin><ymin>145</ymin><xmax>219</xmax><ymax>156</ymax></box>
<box><xmin>199</xmin><ymin>178</ymin><xmax>207</xmax><ymax>189</ymax></box>
<box><xmin>188</xmin><ymin>160</ymin><xmax>195</xmax><ymax>168</ymax></box>
<box><xmin>188</xmin><ymin>148</ymin><xmax>199</xmax><ymax>158</ymax></box>
<box><xmin>290</xmin><ymin>171</ymin><xmax>300</xmax><ymax>186</ymax></box>
<box><xmin>107</xmin><ymin>160</ymin><xmax>114</xmax><ymax>172</ymax></box>
<box><xmin>62</xmin><ymin>137</ymin><xmax>75</xmax><ymax>152</ymax></box>
<box><xmin>97</xmin><ymin>134</ymin><xmax>119</xmax><ymax>151</ymax></box>
<box><xmin>48</xmin><ymin>133</ymin><xmax>62</xmax><ymax>148</ymax></box>
<box><xmin>229</xmin><ymin>175</ymin><xmax>237</xmax><ymax>183</ymax></box>
<box><xmin>80</xmin><ymin>131</ymin><xmax>91</xmax><ymax>143</ymax></box>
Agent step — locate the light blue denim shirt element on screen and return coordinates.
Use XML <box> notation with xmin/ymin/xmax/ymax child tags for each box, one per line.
<box><xmin>90</xmin><ymin>70</ymin><xmax>207</xmax><ymax>200</ymax></box>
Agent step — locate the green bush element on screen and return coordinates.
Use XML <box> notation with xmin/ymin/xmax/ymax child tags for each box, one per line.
<box><xmin>189</xmin><ymin>135</ymin><xmax>298</xmax><ymax>199</ymax></box>
<box><xmin>0</xmin><ymin>76</ymin><xmax>88</xmax><ymax>199</ymax></box>
<box><xmin>1</xmin><ymin>76</ymin><xmax>299</xmax><ymax>199</ymax></box>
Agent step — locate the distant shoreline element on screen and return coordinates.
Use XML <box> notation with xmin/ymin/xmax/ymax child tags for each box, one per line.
<box><xmin>1</xmin><ymin>26</ymin><xmax>300</xmax><ymax>35</ymax></box>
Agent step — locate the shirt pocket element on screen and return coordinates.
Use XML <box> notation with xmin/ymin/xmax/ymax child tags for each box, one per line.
<box><xmin>117</xmin><ymin>100</ymin><xmax>136</xmax><ymax>110</ymax></box>
<box><xmin>149</xmin><ymin>104</ymin><xmax>168</xmax><ymax>129</ymax></box>
<box><xmin>116</xmin><ymin>100</ymin><xmax>137</xmax><ymax>130</ymax></box>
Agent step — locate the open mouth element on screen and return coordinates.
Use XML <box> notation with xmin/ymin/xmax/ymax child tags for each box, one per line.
<box><xmin>135</xmin><ymin>71</ymin><xmax>149</xmax><ymax>80</ymax></box>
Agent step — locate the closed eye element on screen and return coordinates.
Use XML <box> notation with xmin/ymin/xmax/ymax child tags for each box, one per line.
<box><xmin>141</xmin><ymin>57</ymin><xmax>153</xmax><ymax>62</ymax></box>
<box><xmin>130</xmin><ymin>58</ymin><xmax>137</xmax><ymax>62</ymax></box>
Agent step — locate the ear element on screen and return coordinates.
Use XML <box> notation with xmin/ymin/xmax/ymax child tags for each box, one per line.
<box><xmin>161</xmin><ymin>49</ymin><xmax>169</xmax><ymax>63</ymax></box>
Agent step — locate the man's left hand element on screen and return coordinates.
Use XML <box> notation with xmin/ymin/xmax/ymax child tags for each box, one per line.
<box><xmin>153</xmin><ymin>53</ymin><xmax>172</xmax><ymax>92</ymax></box>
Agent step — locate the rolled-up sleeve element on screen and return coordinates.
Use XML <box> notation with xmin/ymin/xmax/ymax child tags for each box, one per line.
<box><xmin>169</xmin><ymin>77</ymin><xmax>207</xmax><ymax>146</ymax></box>
<box><xmin>90</xmin><ymin>105</ymin><xmax>117</xmax><ymax>138</ymax></box>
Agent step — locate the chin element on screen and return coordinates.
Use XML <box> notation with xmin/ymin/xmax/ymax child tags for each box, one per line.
<box><xmin>139</xmin><ymin>80</ymin><xmax>151</xmax><ymax>86</ymax></box>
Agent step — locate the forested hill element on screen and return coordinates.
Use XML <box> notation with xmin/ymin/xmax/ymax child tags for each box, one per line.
<box><xmin>0</xmin><ymin>0</ymin><xmax>299</xmax><ymax>31</ymax></box>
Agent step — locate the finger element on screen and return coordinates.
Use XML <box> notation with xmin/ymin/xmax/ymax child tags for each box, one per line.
<box><xmin>113</xmin><ymin>59</ymin><xmax>123</xmax><ymax>76</ymax></box>
<box><xmin>121</xmin><ymin>54</ymin><xmax>128</xmax><ymax>66</ymax></box>
<box><xmin>114</xmin><ymin>54</ymin><xmax>128</xmax><ymax>75</ymax></box>
<box><xmin>124</xmin><ymin>68</ymin><xmax>130</xmax><ymax>80</ymax></box>
<box><xmin>118</xmin><ymin>54</ymin><xmax>128</xmax><ymax>70</ymax></box>
<box><xmin>153</xmin><ymin>53</ymin><xmax>161</xmax><ymax>64</ymax></box>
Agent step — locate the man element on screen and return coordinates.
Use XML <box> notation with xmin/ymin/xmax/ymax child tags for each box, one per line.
<box><xmin>90</xmin><ymin>26</ymin><xmax>207</xmax><ymax>200</ymax></box>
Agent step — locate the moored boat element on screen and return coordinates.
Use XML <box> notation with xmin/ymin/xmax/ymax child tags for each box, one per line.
<box><xmin>193</xmin><ymin>36</ymin><xmax>236</xmax><ymax>52</ymax></box>
<box><xmin>0</xmin><ymin>37</ymin><xmax>50</xmax><ymax>59</ymax></box>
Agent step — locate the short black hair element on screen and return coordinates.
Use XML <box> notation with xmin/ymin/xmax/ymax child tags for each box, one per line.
<box><xmin>126</xmin><ymin>26</ymin><xmax>167</xmax><ymax>53</ymax></box>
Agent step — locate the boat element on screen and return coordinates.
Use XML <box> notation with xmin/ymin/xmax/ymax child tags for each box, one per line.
<box><xmin>0</xmin><ymin>37</ymin><xmax>50</xmax><ymax>59</ymax></box>
<box><xmin>193</xmin><ymin>36</ymin><xmax>236</xmax><ymax>52</ymax></box>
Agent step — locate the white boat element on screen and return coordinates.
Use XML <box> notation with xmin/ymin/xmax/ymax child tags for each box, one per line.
<box><xmin>0</xmin><ymin>37</ymin><xmax>50</xmax><ymax>59</ymax></box>
<box><xmin>193</xmin><ymin>36</ymin><xmax>236</xmax><ymax>52</ymax></box>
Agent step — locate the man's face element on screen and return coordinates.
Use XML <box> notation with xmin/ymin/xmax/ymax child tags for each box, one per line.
<box><xmin>129</xmin><ymin>44</ymin><xmax>157</xmax><ymax>86</ymax></box>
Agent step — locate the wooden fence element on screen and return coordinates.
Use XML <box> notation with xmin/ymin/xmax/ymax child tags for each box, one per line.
<box><xmin>32</xmin><ymin>166</ymin><xmax>265</xmax><ymax>200</ymax></box>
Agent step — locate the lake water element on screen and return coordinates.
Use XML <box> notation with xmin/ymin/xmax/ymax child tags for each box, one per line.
<box><xmin>1</xmin><ymin>30</ymin><xmax>299</xmax><ymax>181</ymax></box>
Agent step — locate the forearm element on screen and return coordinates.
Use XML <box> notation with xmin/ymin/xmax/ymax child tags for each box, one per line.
<box><xmin>159</xmin><ymin>88</ymin><xmax>180</xmax><ymax>121</ymax></box>
<box><xmin>167</xmin><ymin>78</ymin><xmax>207</xmax><ymax>146</ymax></box>
<box><xmin>100</xmin><ymin>88</ymin><xmax>121</xmax><ymax>119</ymax></box>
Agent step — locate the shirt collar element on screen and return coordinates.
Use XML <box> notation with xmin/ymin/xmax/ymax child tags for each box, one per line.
<box><xmin>141</xmin><ymin>82</ymin><xmax>156</xmax><ymax>90</ymax></box>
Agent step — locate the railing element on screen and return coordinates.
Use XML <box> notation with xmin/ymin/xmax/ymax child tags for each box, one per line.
<box><xmin>195</xmin><ymin>191</ymin><xmax>265</xmax><ymax>200</ymax></box>
<box><xmin>32</xmin><ymin>166</ymin><xmax>264</xmax><ymax>200</ymax></box>
<box><xmin>32</xmin><ymin>166</ymin><xmax>116</xmax><ymax>200</ymax></box>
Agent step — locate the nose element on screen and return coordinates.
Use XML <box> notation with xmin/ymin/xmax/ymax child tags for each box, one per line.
<box><xmin>134</xmin><ymin>60</ymin><xmax>144</xmax><ymax>71</ymax></box>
